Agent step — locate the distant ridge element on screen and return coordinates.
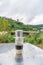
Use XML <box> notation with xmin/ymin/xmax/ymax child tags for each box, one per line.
<box><xmin>0</xmin><ymin>17</ymin><xmax>43</xmax><ymax>31</ymax></box>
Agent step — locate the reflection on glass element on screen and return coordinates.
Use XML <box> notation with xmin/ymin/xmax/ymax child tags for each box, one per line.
<box><xmin>15</xmin><ymin>54</ymin><xmax>24</xmax><ymax>65</ymax></box>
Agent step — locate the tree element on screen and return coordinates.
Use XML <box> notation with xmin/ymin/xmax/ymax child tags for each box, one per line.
<box><xmin>3</xmin><ymin>18</ymin><xmax>9</xmax><ymax>31</ymax></box>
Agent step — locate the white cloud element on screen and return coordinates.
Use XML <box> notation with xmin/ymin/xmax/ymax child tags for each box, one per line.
<box><xmin>0</xmin><ymin>0</ymin><xmax>43</xmax><ymax>25</ymax></box>
<box><xmin>0</xmin><ymin>1</ymin><xmax>2</xmax><ymax>6</ymax></box>
<box><xmin>28</xmin><ymin>14</ymin><xmax>43</xmax><ymax>25</ymax></box>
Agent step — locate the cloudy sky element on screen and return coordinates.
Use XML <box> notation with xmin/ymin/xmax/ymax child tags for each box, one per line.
<box><xmin>0</xmin><ymin>0</ymin><xmax>43</xmax><ymax>25</ymax></box>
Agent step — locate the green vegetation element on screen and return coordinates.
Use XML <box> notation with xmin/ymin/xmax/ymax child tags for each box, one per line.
<box><xmin>0</xmin><ymin>17</ymin><xmax>43</xmax><ymax>48</ymax></box>
<box><xmin>0</xmin><ymin>17</ymin><xmax>43</xmax><ymax>31</ymax></box>
<box><xmin>0</xmin><ymin>33</ymin><xmax>15</xmax><ymax>43</ymax></box>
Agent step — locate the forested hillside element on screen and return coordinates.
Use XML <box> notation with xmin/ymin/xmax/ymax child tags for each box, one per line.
<box><xmin>0</xmin><ymin>17</ymin><xmax>43</xmax><ymax>31</ymax></box>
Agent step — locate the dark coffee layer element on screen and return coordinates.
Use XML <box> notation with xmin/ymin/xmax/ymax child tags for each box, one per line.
<box><xmin>15</xmin><ymin>45</ymin><xmax>23</xmax><ymax>50</ymax></box>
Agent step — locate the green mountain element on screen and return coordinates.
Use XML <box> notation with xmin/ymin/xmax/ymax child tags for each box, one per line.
<box><xmin>0</xmin><ymin>17</ymin><xmax>43</xmax><ymax>31</ymax></box>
